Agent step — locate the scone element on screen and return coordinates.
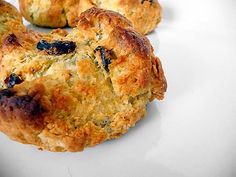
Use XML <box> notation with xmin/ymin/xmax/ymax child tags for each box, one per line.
<box><xmin>0</xmin><ymin>1</ymin><xmax>167</xmax><ymax>152</ymax></box>
<box><xmin>19</xmin><ymin>0</ymin><xmax>162</xmax><ymax>35</ymax></box>
<box><xmin>0</xmin><ymin>0</ymin><xmax>24</xmax><ymax>43</ymax></box>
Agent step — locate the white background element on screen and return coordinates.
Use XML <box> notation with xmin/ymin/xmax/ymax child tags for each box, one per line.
<box><xmin>0</xmin><ymin>0</ymin><xmax>236</xmax><ymax>177</ymax></box>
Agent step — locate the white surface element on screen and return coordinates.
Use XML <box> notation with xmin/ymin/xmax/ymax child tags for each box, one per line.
<box><xmin>1</xmin><ymin>0</ymin><xmax>236</xmax><ymax>177</ymax></box>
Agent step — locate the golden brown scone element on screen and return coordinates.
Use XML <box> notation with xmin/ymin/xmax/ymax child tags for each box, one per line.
<box><xmin>0</xmin><ymin>0</ymin><xmax>25</xmax><ymax>43</ymax></box>
<box><xmin>19</xmin><ymin>0</ymin><xmax>161</xmax><ymax>35</ymax></box>
<box><xmin>0</xmin><ymin>2</ymin><xmax>166</xmax><ymax>152</ymax></box>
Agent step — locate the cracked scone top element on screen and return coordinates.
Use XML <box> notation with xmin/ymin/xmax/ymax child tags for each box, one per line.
<box><xmin>19</xmin><ymin>0</ymin><xmax>162</xmax><ymax>35</ymax></box>
<box><xmin>0</xmin><ymin>1</ymin><xmax>167</xmax><ymax>152</ymax></box>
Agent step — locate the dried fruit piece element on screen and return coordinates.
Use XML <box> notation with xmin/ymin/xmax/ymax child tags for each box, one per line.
<box><xmin>5</xmin><ymin>74</ymin><xmax>23</xmax><ymax>88</ymax></box>
<box><xmin>95</xmin><ymin>46</ymin><xmax>116</xmax><ymax>72</ymax></box>
<box><xmin>37</xmin><ymin>40</ymin><xmax>76</xmax><ymax>55</ymax></box>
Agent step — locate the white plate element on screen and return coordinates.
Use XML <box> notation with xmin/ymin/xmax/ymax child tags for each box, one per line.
<box><xmin>1</xmin><ymin>0</ymin><xmax>236</xmax><ymax>177</ymax></box>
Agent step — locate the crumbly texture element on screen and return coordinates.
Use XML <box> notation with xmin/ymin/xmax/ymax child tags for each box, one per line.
<box><xmin>0</xmin><ymin>1</ymin><xmax>167</xmax><ymax>152</ymax></box>
<box><xmin>19</xmin><ymin>0</ymin><xmax>162</xmax><ymax>35</ymax></box>
<box><xmin>0</xmin><ymin>0</ymin><xmax>25</xmax><ymax>44</ymax></box>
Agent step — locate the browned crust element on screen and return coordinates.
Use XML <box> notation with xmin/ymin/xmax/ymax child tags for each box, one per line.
<box><xmin>77</xmin><ymin>7</ymin><xmax>132</xmax><ymax>30</ymax></box>
<box><xmin>18</xmin><ymin>0</ymin><xmax>161</xmax><ymax>34</ymax></box>
<box><xmin>0</xmin><ymin>0</ymin><xmax>25</xmax><ymax>44</ymax></box>
<box><xmin>110</xmin><ymin>26</ymin><xmax>153</xmax><ymax>59</ymax></box>
<box><xmin>0</xmin><ymin>0</ymin><xmax>22</xmax><ymax>20</ymax></box>
<box><xmin>0</xmin><ymin>89</ymin><xmax>45</xmax><ymax>129</ymax></box>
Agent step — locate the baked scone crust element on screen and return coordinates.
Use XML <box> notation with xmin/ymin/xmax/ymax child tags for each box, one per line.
<box><xmin>19</xmin><ymin>0</ymin><xmax>162</xmax><ymax>35</ymax></box>
<box><xmin>0</xmin><ymin>1</ymin><xmax>166</xmax><ymax>152</ymax></box>
<box><xmin>0</xmin><ymin>0</ymin><xmax>25</xmax><ymax>44</ymax></box>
